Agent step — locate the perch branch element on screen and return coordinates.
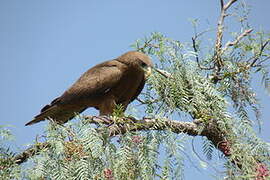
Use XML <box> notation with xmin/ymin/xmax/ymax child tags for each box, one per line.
<box><xmin>13</xmin><ymin>116</ymin><xmax>226</xmax><ymax>165</ymax></box>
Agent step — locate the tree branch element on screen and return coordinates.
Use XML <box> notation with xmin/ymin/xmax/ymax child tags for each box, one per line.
<box><xmin>222</xmin><ymin>28</ymin><xmax>253</xmax><ymax>53</ymax></box>
<box><xmin>13</xmin><ymin>116</ymin><xmax>226</xmax><ymax>165</ymax></box>
<box><xmin>220</xmin><ymin>0</ymin><xmax>224</xmax><ymax>10</ymax></box>
<box><xmin>224</xmin><ymin>0</ymin><xmax>237</xmax><ymax>11</ymax></box>
<box><xmin>13</xmin><ymin>142</ymin><xmax>50</xmax><ymax>164</ymax></box>
<box><xmin>214</xmin><ymin>0</ymin><xmax>239</xmax><ymax>72</ymax></box>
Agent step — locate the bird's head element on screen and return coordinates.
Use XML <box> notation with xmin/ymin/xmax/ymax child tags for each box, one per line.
<box><xmin>118</xmin><ymin>51</ymin><xmax>153</xmax><ymax>79</ymax></box>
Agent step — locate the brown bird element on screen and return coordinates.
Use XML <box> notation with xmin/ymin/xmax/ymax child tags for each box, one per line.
<box><xmin>25</xmin><ymin>51</ymin><xmax>153</xmax><ymax>126</ymax></box>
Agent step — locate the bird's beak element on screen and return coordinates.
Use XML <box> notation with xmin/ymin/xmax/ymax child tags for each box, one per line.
<box><xmin>143</xmin><ymin>66</ymin><xmax>152</xmax><ymax>79</ymax></box>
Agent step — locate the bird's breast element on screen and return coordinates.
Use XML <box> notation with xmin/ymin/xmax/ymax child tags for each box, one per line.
<box><xmin>110</xmin><ymin>68</ymin><xmax>144</xmax><ymax>103</ymax></box>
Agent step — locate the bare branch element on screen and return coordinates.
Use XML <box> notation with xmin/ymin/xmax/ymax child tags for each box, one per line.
<box><xmin>214</xmin><ymin>0</ymin><xmax>239</xmax><ymax>72</ymax></box>
<box><xmin>224</xmin><ymin>0</ymin><xmax>238</xmax><ymax>11</ymax></box>
<box><xmin>222</xmin><ymin>28</ymin><xmax>253</xmax><ymax>53</ymax></box>
<box><xmin>220</xmin><ymin>0</ymin><xmax>224</xmax><ymax>10</ymax></box>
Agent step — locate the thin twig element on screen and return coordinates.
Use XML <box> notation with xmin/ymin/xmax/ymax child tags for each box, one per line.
<box><xmin>250</xmin><ymin>40</ymin><xmax>270</xmax><ymax>67</ymax></box>
<box><xmin>155</xmin><ymin>68</ymin><xmax>173</xmax><ymax>78</ymax></box>
<box><xmin>192</xmin><ymin>36</ymin><xmax>214</xmax><ymax>70</ymax></box>
<box><xmin>136</xmin><ymin>97</ymin><xmax>147</xmax><ymax>104</ymax></box>
<box><xmin>138</xmin><ymin>38</ymin><xmax>159</xmax><ymax>53</ymax></box>
<box><xmin>256</xmin><ymin>56</ymin><xmax>270</xmax><ymax>66</ymax></box>
<box><xmin>135</xmin><ymin>98</ymin><xmax>159</xmax><ymax>105</ymax></box>
<box><xmin>220</xmin><ymin>0</ymin><xmax>224</xmax><ymax>10</ymax></box>
<box><xmin>191</xmin><ymin>27</ymin><xmax>214</xmax><ymax>70</ymax></box>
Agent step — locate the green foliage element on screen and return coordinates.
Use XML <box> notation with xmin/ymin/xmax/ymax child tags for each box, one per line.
<box><xmin>2</xmin><ymin>1</ymin><xmax>270</xmax><ymax>179</ymax></box>
<box><xmin>131</xmin><ymin>27</ymin><xmax>269</xmax><ymax>177</ymax></box>
<box><xmin>0</xmin><ymin>126</ymin><xmax>21</xmax><ymax>180</ymax></box>
<box><xmin>0</xmin><ymin>121</ymin><xmax>185</xmax><ymax>179</ymax></box>
<box><xmin>202</xmin><ymin>138</ymin><xmax>215</xmax><ymax>160</ymax></box>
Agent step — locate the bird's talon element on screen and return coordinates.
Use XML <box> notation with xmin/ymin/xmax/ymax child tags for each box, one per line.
<box><xmin>97</xmin><ymin>115</ymin><xmax>114</xmax><ymax>125</ymax></box>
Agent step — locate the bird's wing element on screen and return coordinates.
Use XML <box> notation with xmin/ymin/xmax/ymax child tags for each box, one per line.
<box><xmin>59</xmin><ymin>60</ymin><xmax>124</xmax><ymax>104</ymax></box>
<box><xmin>130</xmin><ymin>79</ymin><xmax>146</xmax><ymax>102</ymax></box>
<box><xmin>25</xmin><ymin>60</ymin><xmax>125</xmax><ymax>126</ymax></box>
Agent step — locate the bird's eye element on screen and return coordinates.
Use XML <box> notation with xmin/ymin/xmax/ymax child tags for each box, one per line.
<box><xmin>141</xmin><ymin>62</ymin><xmax>147</xmax><ymax>68</ymax></box>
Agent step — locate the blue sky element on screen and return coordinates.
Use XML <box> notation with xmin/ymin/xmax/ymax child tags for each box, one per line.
<box><xmin>0</xmin><ymin>0</ymin><xmax>269</xmax><ymax>179</ymax></box>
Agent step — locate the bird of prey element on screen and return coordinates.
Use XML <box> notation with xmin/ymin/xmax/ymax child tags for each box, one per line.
<box><xmin>25</xmin><ymin>51</ymin><xmax>153</xmax><ymax>126</ymax></box>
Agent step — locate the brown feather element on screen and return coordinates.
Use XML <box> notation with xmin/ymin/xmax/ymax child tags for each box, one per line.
<box><xmin>26</xmin><ymin>51</ymin><xmax>153</xmax><ymax>126</ymax></box>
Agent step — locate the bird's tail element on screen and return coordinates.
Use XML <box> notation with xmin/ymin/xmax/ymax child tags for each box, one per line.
<box><xmin>25</xmin><ymin>105</ymin><xmax>59</xmax><ymax>126</ymax></box>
